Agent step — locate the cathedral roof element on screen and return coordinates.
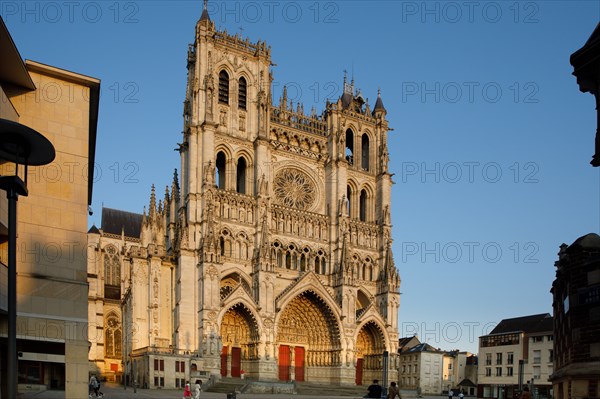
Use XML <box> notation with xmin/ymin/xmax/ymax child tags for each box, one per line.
<box><xmin>101</xmin><ymin>207</ymin><xmax>143</xmax><ymax>238</ymax></box>
<box><xmin>88</xmin><ymin>224</ymin><xmax>100</xmax><ymax>234</ymax></box>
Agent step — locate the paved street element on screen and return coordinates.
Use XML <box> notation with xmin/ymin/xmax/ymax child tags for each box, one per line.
<box><xmin>20</xmin><ymin>383</ymin><xmax>437</xmax><ymax>399</ymax></box>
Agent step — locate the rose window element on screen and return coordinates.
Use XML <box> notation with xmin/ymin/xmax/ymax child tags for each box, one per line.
<box><xmin>274</xmin><ymin>169</ymin><xmax>316</xmax><ymax>210</ymax></box>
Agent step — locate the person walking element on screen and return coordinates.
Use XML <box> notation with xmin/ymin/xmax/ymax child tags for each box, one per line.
<box><xmin>184</xmin><ymin>382</ymin><xmax>192</xmax><ymax>398</ymax></box>
<box><xmin>88</xmin><ymin>375</ymin><xmax>97</xmax><ymax>398</ymax></box>
<box><xmin>193</xmin><ymin>380</ymin><xmax>202</xmax><ymax>399</ymax></box>
<box><xmin>521</xmin><ymin>386</ymin><xmax>532</xmax><ymax>399</ymax></box>
<box><xmin>449</xmin><ymin>389</ymin><xmax>455</xmax><ymax>399</ymax></box>
<box><xmin>388</xmin><ymin>381</ymin><xmax>401</xmax><ymax>399</ymax></box>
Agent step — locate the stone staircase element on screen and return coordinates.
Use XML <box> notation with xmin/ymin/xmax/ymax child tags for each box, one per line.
<box><xmin>295</xmin><ymin>382</ymin><xmax>368</xmax><ymax>397</ymax></box>
<box><xmin>205</xmin><ymin>377</ymin><xmax>247</xmax><ymax>394</ymax></box>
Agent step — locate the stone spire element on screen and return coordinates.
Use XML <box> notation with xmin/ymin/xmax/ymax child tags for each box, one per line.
<box><xmin>164</xmin><ymin>186</ymin><xmax>170</xmax><ymax>216</ymax></box>
<box><xmin>200</xmin><ymin>0</ymin><xmax>211</xmax><ymax>22</ymax></box>
<box><xmin>149</xmin><ymin>184</ymin><xmax>157</xmax><ymax>220</ymax></box>
<box><xmin>172</xmin><ymin>169</ymin><xmax>180</xmax><ymax>203</ymax></box>
<box><xmin>373</xmin><ymin>88</ymin><xmax>387</xmax><ymax>116</ymax></box>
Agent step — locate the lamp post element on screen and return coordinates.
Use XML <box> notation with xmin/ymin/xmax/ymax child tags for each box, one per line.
<box><xmin>0</xmin><ymin>118</ymin><xmax>55</xmax><ymax>399</ymax></box>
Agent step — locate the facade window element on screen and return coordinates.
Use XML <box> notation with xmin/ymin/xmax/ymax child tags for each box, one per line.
<box><xmin>507</xmin><ymin>367</ymin><xmax>513</xmax><ymax>376</ymax></box>
<box><xmin>104</xmin><ymin>245</ymin><xmax>121</xmax><ymax>300</ymax></box>
<box><xmin>216</xmin><ymin>151</ymin><xmax>227</xmax><ymax>189</ymax></box>
<box><xmin>361</xmin><ymin>133</ymin><xmax>370</xmax><ymax>171</ymax></box>
<box><xmin>507</xmin><ymin>352</ymin><xmax>514</xmax><ymax>365</ymax></box>
<box><xmin>486</xmin><ymin>353</ymin><xmax>492</xmax><ymax>366</ymax></box>
<box><xmin>238</xmin><ymin>77</ymin><xmax>247</xmax><ymax>110</ymax></box>
<box><xmin>496</xmin><ymin>353</ymin><xmax>502</xmax><ymax>365</ymax></box>
<box><xmin>315</xmin><ymin>250</ymin><xmax>326</xmax><ymax>274</ymax></box>
<box><xmin>485</xmin><ymin>367</ymin><xmax>491</xmax><ymax>377</ymax></box>
<box><xmin>359</xmin><ymin>189</ymin><xmax>367</xmax><ymax>222</ymax></box>
<box><xmin>154</xmin><ymin>377</ymin><xmax>159</xmax><ymax>387</ymax></box>
<box><xmin>236</xmin><ymin>157</ymin><xmax>247</xmax><ymax>194</ymax></box>
<box><xmin>496</xmin><ymin>367</ymin><xmax>502</xmax><ymax>377</ymax></box>
<box><xmin>18</xmin><ymin>361</ymin><xmax>42</xmax><ymax>384</ymax></box>
<box><xmin>533</xmin><ymin>366</ymin><xmax>541</xmax><ymax>380</ymax></box>
<box><xmin>219</xmin><ymin>70</ymin><xmax>229</xmax><ymax>104</ymax></box>
<box><xmin>345</xmin><ymin>129</ymin><xmax>354</xmax><ymax>165</ymax></box>
<box><xmin>547</xmin><ymin>335</ymin><xmax>554</xmax><ymax>341</ymax></box>
<box><xmin>346</xmin><ymin>186</ymin><xmax>352</xmax><ymax>217</ymax></box>
<box><xmin>105</xmin><ymin>313</ymin><xmax>122</xmax><ymax>359</ymax></box>
<box><xmin>533</xmin><ymin>350</ymin><xmax>541</xmax><ymax>364</ymax></box>
<box><xmin>175</xmin><ymin>361</ymin><xmax>186</xmax><ymax>373</ymax></box>
<box><xmin>549</xmin><ymin>349</ymin><xmax>554</xmax><ymax>363</ymax></box>
<box><xmin>532</xmin><ymin>336</ymin><xmax>543</xmax><ymax>343</ymax></box>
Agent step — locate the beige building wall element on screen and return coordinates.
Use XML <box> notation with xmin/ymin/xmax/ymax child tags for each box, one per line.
<box><xmin>526</xmin><ymin>333</ymin><xmax>554</xmax><ymax>387</ymax></box>
<box><xmin>478</xmin><ymin>340</ymin><xmax>522</xmax><ymax>388</ymax></box>
<box><xmin>1</xmin><ymin>61</ymin><xmax>99</xmax><ymax>398</ymax></box>
<box><xmin>419</xmin><ymin>351</ymin><xmax>443</xmax><ymax>394</ymax></box>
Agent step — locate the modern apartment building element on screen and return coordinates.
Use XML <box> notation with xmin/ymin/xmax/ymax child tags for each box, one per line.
<box><xmin>0</xmin><ymin>16</ymin><xmax>99</xmax><ymax>398</ymax></box>
<box><xmin>478</xmin><ymin>314</ymin><xmax>553</xmax><ymax>399</ymax></box>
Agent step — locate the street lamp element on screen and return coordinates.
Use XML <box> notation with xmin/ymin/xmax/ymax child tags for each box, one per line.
<box><xmin>0</xmin><ymin>118</ymin><xmax>55</xmax><ymax>399</ymax></box>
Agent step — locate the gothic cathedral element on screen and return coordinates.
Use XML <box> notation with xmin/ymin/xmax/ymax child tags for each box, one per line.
<box><xmin>87</xmin><ymin>4</ymin><xmax>401</xmax><ymax>388</ymax></box>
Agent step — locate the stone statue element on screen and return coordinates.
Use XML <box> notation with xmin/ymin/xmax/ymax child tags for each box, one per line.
<box><xmin>204</xmin><ymin>161</ymin><xmax>215</xmax><ymax>185</ymax></box>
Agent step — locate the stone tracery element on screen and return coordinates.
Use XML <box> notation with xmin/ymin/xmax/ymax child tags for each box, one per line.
<box><xmin>273</xmin><ymin>169</ymin><xmax>316</xmax><ymax>210</ymax></box>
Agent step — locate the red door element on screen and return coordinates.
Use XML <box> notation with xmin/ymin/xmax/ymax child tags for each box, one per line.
<box><xmin>294</xmin><ymin>347</ymin><xmax>305</xmax><ymax>382</ymax></box>
<box><xmin>221</xmin><ymin>346</ymin><xmax>228</xmax><ymax>377</ymax></box>
<box><xmin>231</xmin><ymin>347</ymin><xmax>241</xmax><ymax>378</ymax></box>
<box><xmin>278</xmin><ymin>345</ymin><xmax>290</xmax><ymax>381</ymax></box>
<box><xmin>355</xmin><ymin>358</ymin><xmax>364</xmax><ymax>385</ymax></box>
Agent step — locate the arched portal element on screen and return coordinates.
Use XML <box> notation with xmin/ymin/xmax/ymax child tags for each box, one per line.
<box><xmin>276</xmin><ymin>291</ymin><xmax>341</xmax><ymax>382</ymax></box>
<box><xmin>220</xmin><ymin>303</ymin><xmax>259</xmax><ymax>378</ymax></box>
<box><xmin>355</xmin><ymin>321</ymin><xmax>386</xmax><ymax>385</ymax></box>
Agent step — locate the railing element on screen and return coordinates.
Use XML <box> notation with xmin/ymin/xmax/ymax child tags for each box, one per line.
<box><xmin>271</xmin><ymin>108</ymin><xmax>327</xmax><ymax>136</ymax></box>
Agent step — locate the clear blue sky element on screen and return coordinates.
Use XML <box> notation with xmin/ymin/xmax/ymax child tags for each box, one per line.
<box><xmin>3</xmin><ymin>1</ymin><xmax>599</xmax><ymax>354</ymax></box>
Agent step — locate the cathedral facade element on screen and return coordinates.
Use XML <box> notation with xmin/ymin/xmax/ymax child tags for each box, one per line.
<box><xmin>88</xmin><ymin>5</ymin><xmax>401</xmax><ymax>388</ymax></box>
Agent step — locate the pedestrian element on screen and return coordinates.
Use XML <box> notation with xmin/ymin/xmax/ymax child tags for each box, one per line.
<box><xmin>184</xmin><ymin>381</ymin><xmax>192</xmax><ymax>398</ymax></box>
<box><xmin>367</xmin><ymin>379</ymin><xmax>383</xmax><ymax>398</ymax></box>
<box><xmin>194</xmin><ymin>379</ymin><xmax>202</xmax><ymax>399</ymax></box>
<box><xmin>459</xmin><ymin>391</ymin><xmax>464</xmax><ymax>399</ymax></box>
<box><xmin>388</xmin><ymin>381</ymin><xmax>401</xmax><ymax>399</ymax></box>
<box><xmin>449</xmin><ymin>389</ymin><xmax>454</xmax><ymax>399</ymax></box>
<box><xmin>88</xmin><ymin>375</ymin><xmax>97</xmax><ymax>398</ymax></box>
<box><xmin>96</xmin><ymin>378</ymin><xmax>104</xmax><ymax>398</ymax></box>
<box><xmin>521</xmin><ymin>386</ymin><xmax>532</xmax><ymax>399</ymax></box>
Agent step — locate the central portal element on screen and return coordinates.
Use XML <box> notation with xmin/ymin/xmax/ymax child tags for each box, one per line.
<box><xmin>276</xmin><ymin>290</ymin><xmax>341</xmax><ymax>382</ymax></box>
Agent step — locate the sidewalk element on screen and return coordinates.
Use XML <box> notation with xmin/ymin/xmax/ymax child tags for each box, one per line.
<box><xmin>21</xmin><ymin>383</ymin><xmax>437</xmax><ymax>399</ymax></box>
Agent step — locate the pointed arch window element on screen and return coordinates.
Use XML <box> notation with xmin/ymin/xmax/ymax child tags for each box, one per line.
<box><xmin>236</xmin><ymin>157</ymin><xmax>247</xmax><ymax>194</ymax></box>
<box><xmin>361</xmin><ymin>133</ymin><xmax>370</xmax><ymax>171</ymax></box>
<box><xmin>346</xmin><ymin>186</ymin><xmax>352</xmax><ymax>217</ymax></box>
<box><xmin>105</xmin><ymin>313</ymin><xmax>122</xmax><ymax>358</ymax></box>
<box><xmin>104</xmin><ymin>245</ymin><xmax>121</xmax><ymax>300</ymax></box>
<box><xmin>345</xmin><ymin>129</ymin><xmax>354</xmax><ymax>165</ymax></box>
<box><xmin>219</xmin><ymin>70</ymin><xmax>229</xmax><ymax>104</ymax></box>
<box><xmin>238</xmin><ymin>77</ymin><xmax>247</xmax><ymax>110</ymax></box>
<box><xmin>359</xmin><ymin>189</ymin><xmax>367</xmax><ymax>222</ymax></box>
<box><xmin>315</xmin><ymin>250</ymin><xmax>327</xmax><ymax>274</ymax></box>
<box><xmin>216</xmin><ymin>151</ymin><xmax>227</xmax><ymax>190</ymax></box>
